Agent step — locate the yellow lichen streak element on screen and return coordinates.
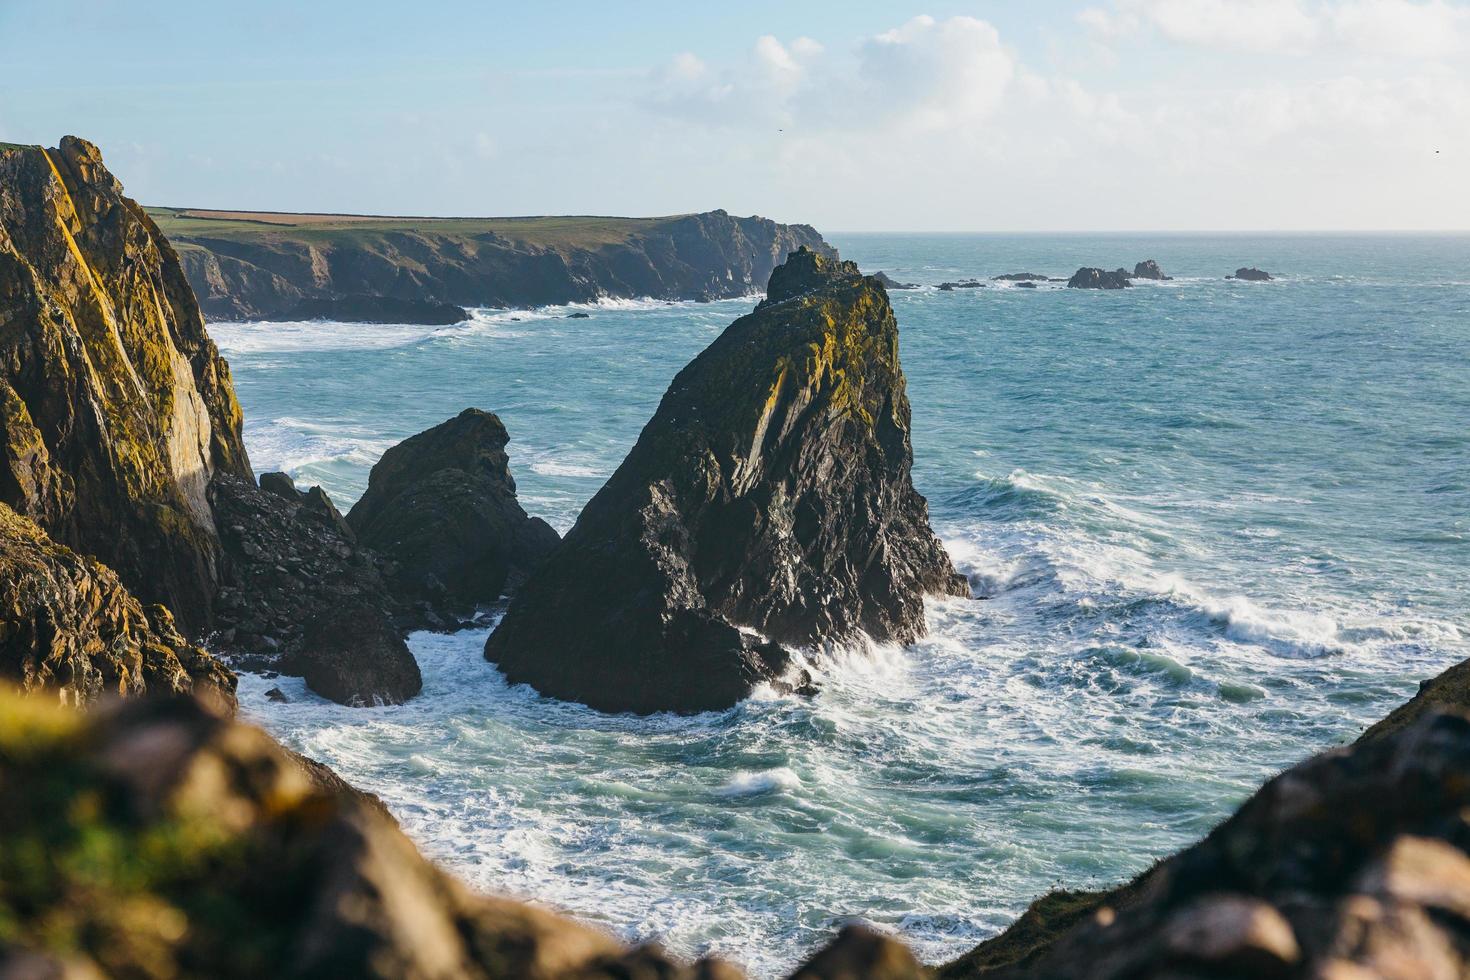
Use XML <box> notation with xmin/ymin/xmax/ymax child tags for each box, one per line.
<box><xmin>39</xmin><ymin>148</ymin><xmax>116</xmax><ymax>324</ymax></box>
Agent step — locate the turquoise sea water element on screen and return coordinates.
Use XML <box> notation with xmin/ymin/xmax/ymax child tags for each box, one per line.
<box><xmin>213</xmin><ymin>234</ymin><xmax>1470</xmax><ymax>977</ymax></box>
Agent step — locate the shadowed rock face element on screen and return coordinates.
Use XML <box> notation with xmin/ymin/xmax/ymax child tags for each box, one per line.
<box><xmin>1132</xmin><ymin>260</ymin><xmax>1170</xmax><ymax>280</ymax></box>
<box><xmin>0</xmin><ymin>503</ymin><xmax>235</xmax><ymax>710</ymax></box>
<box><xmin>1066</xmin><ymin>267</ymin><xmax>1132</xmax><ymax>289</ymax></box>
<box><xmin>484</xmin><ymin>248</ymin><xmax>968</xmax><ymax>714</ymax></box>
<box><xmin>1231</xmin><ymin>267</ymin><xmax>1273</xmax><ymax>281</ymax></box>
<box><xmin>940</xmin><ymin>707</ymin><xmax>1470</xmax><ymax>980</ymax></box>
<box><xmin>0</xmin><ymin>691</ymin><xmax>738</xmax><ymax>980</ymax></box>
<box><xmin>168</xmin><ymin>208</ymin><xmax>836</xmax><ymax>320</ymax></box>
<box><xmin>347</xmin><ymin>409</ymin><xmax>560</xmax><ymax>623</ymax></box>
<box><xmin>0</xmin><ymin>137</ymin><xmax>252</xmax><ymax>636</ymax></box>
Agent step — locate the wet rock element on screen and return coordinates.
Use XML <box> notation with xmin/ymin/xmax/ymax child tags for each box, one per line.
<box><xmin>0</xmin><ymin>503</ymin><xmax>235</xmax><ymax>710</ymax></box>
<box><xmin>939</xmin><ymin>710</ymin><xmax>1470</xmax><ymax>979</ymax></box>
<box><xmin>1230</xmin><ymin>267</ymin><xmax>1274</xmax><ymax>281</ymax></box>
<box><xmin>872</xmin><ymin>271</ymin><xmax>918</xmax><ymax>290</ymax></box>
<box><xmin>260</xmin><ymin>293</ymin><xmax>468</xmax><ymax>325</ymax></box>
<box><xmin>0</xmin><ymin>691</ymin><xmax>740</xmax><ymax>980</ymax></box>
<box><xmin>1015</xmin><ymin>282</ymin><xmax>1038</xmax><ymax>289</ymax></box>
<box><xmin>346</xmin><ymin>409</ymin><xmax>559</xmax><ymax>621</ymax></box>
<box><xmin>937</xmin><ymin>279</ymin><xmax>985</xmax><ymax>290</ymax></box>
<box><xmin>264</xmin><ymin>686</ymin><xmax>289</xmax><ymax>703</ymax></box>
<box><xmin>1132</xmin><ymin>260</ymin><xmax>1171</xmax><ymax>280</ymax></box>
<box><xmin>1066</xmin><ymin>267</ymin><xmax>1132</xmax><ymax>290</ymax></box>
<box><xmin>485</xmin><ymin>247</ymin><xmax>968</xmax><ymax>714</ymax></box>
<box><xmin>0</xmin><ymin>137</ymin><xmax>253</xmax><ymax>636</ymax></box>
<box><xmin>297</xmin><ymin>601</ymin><xmax>421</xmax><ymax>706</ymax></box>
<box><xmin>566</xmin><ymin>311</ymin><xmax>591</xmax><ymax>318</ymax></box>
<box><xmin>991</xmin><ymin>273</ymin><xmax>1049</xmax><ymax>282</ymax></box>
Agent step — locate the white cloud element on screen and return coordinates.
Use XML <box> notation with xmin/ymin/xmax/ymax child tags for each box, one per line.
<box><xmin>1082</xmin><ymin>0</ymin><xmax>1320</xmax><ymax>52</ymax></box>
<box><xmin>1329</xmin><ymin>0</ymin><xmax>1470</xmax><ymax>58</ymax></box>
<box><xmin>856</xmin><ymin>16</ymin><xmax>1016</xmax><ymax>129</ymax></box>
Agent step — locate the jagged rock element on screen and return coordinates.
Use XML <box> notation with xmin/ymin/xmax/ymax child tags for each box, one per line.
<box><xmin>0</xmin><ymin>138</ymin><xmax>253</xmax><ymax>636</ymax></box>
<box><xmin>0</xmin><ymin>691</ymin><xmax>738</xmax><ymax>980</ymax></box>
<box><xmin>164</xmin><ymin>207</ymin><xmax>836</xmax><ymax>320</ymax></box>
<box><xmin>0</xmin><ymin>503</ymin><xmax>235</xmax><ymax>709</ymax></box>
<box><xmin>937</xmin><ymin>279</ymin><xmax>985</xmax><ymax>290</ymax></box>
<box><xmin>485</xmin><ymin>248</ymin><xmax>968</xmax><ymax>714</ymax></box>
<box><xmin>346</xmin><ymin>409</ymin><xmax>559</xmax><ymax>619</ymax></box>
<box><xmin>991</xmin><ymin>273</ymin><xmax>1048</xmax><ymax>282</ymax></box>
<box><xmin>939</xmin><ymin>709</ymin><xmax>1470</xmax><ymax>979</ymax></box>
<box><xmin>297</xmin><ymin>601</ymin><xmax>422</xmax><ymax>706</ymax></box>
<box><xmin>1230</xmin><ymin>267</ymin><xmax>1273</xmax><ymax>281</ymax></box>
<box><xmin>1066</xmin><ymin>268</ymin><xmax>1132</xmax><ymax>290</ymax></box>
<box><xmin>209</xmin><ymin>473</ymin><xmax>399</xmax><ymax>666</ymax></box>
<box><xmin>264</xmin><ymin>686</ymin><xmax>289</xmax><ymax>703</ymax></box>
<box><xmin>792</xmin><ymin>926</ymin><xmax>926</xmax><ymax>980</ymax></box>
<box><xmin>259</xmin><ymin>293</ymin><xmax>468</xmax><ymax>325</ymax></box>
<box><xmin>566</xmin><ymin>311</ymin><xmax>591</xmax><ymax>318</ymax></box>
<box><xmin>258</xmin><ymin>470</ymin><xmax>303</xmax><ymax>502</ymax></box>
<box><xmin>1132</xmin><ymin>260</ymin><xmax>1171</xmax><ymax>280</ymax></box>
<box><xmin>1358</xmin><ymin>657</ymin><xmax>1470</xmax><ymax>743</ymax></box>
<box><xmin>872</xmin><ymin>271</ymin><xmax>918</xmax><ymax>290</ymax></box>
<box><xmin>303</xmin><ymin>484</ymin><xmax>356</xmax><ymax>543</ymax></box>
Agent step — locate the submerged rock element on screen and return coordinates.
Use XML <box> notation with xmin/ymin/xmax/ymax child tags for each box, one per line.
<box><xmin>0</xmin><ymin>503</ymin><xmax>235</xmax><ymax>709</ymax></box>
<box><xmin>1230</xmin><ymin>267</ymin><xmax>1274</xmax><ymax>281</ymax></box>
<box><xmin>0</xmin><ymin>691</ymin><xmax>736</xmax><ymax>979</ymax></box>
<box><xmin>938</xmin><ymin>279</ymin><xmax>985</xmax><ymax>290</ymax></box>
<box><xmin>260</xmin><ymin>293</ymin><xmax>468</xmax><ymax>325</ymax></box>
<box><xmin>347</xmin><ymin>409</ymin><xmax>559</xmax><ymax>619</ymax></box>
<box><xmin>872</xmin><ymin>271</ymin><xmax>918</xmax><ymax>290</ymax></box>
<box><xmin>1132</xmin><ymin>260</ymin><xmax>1171</xmax><ymax>280</ymax></box>
<box><xmin>1066</xmin><ymin>267</ymin><xmax>1132</xmax><ymax>290</ymax></box>
<box><xmin>484</xmin><ymin>247</ymin><xmax>968</xmax><ymax>714</ymax></box>
<box><xmin>0</xmin><ymin>137</ymin><xmax>253</xmax><ymax>636</ymax></box>
<box><xmin>939</xmin><ymin>708</ymin><xmax>1470</xmax><ymax>979</ymax></box>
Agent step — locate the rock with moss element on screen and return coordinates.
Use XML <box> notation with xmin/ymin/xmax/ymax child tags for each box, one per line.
<box><xmin>0</xmin><ymin>503</ymin><xmax>235</xmax><ymax>710</ymax></box>
<box><xmin>347</xmin><ymin>409</ymin><xmax>560</xmax><ymax>623</ymax></box>
<box><xmin>939</xmin><ymin>708</ymin><xmax>1470</xmax><ymax>979</ymax></box>
<box><xmin>0</xmin><ymin>690</ymin><xmax>738</xmax><ymax>979</ymax></box>
<box><xmin>0</xmin><ymin>137</ymin><xmax>253</xmax><ymax>637</ymax></box>
<box><xmin>485</xmin><ymin>248</ymin><xmax>968</xmax><ymax>714</ymax></box>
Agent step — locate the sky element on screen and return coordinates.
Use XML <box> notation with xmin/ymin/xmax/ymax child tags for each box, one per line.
<box><xmin>1</xmin><ymin>0</ymin><xmax>1466</xmax><ymax>231</ymax></box>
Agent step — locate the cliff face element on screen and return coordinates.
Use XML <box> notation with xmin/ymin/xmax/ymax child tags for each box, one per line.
<box><xmin>485</xmin><ymin>248</ymin><xmax>968</xmax><ymax>714</ymax></box>
<box><xmin>0</xmin><ymin>138</ymin><xmax>252</xmax><ymax>635</ymax></box>
<box><xmin>154</xmin><ymin>207</ymin><xmax>835</xmax><ymax>321</ymax></box>
<box><xmin>0</xmin><ymin>503</ymin><xmax>235</xmax><ymax>710</ymax></box>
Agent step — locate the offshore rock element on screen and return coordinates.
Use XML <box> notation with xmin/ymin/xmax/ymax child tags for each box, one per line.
<box><xmin>1066</xmin><ymin>267</ymin><xmax>1132</xmax><ymax>290</ymax></box>
<box><xmin>347</xmin><ymin>409</ymin><xmax>559</xmax><ymax>620</ymax></box>
<box><xmin>939</xmin><ymin>709</ymin><xmax>1470</xmax><ymax>979</ymax></box>
<box><xmin>299</xmin><ymin>600</ymin><xmax>422</xmax><ymax>705</ymax></box>
<box><xmin>0</xmin><ymin>691</ymin><xmax>738</xmax><ymax>980</ymax></box>
<box><xmin>872</xmin><ymin>271</ymin><xmax>917</xmax><ymax>290</ymax></box>
<box><xmin>1132</xmin><ymin>260</ymin><xmax>1171</xmax><ymax>280</ymax></box>
<box><xmin>991</xmin><ymin>273</ymin><xmax>1049</xmax><ymax>282</ymax></box>
<box><xmin>485</xmin><ymin>247</ymin><xmax>968</xmax><ymax>714</ymax></box>
<box><xmin>209</xmin><ymin>473</ymin><xmax>407</xmax><ymax>703</ymax></box>
<box><xmin>0</xmin><ymin>138</ymin><xmax>253</xmax><ymax>635</ymax></box>
<box><xmin>0</xmin><ymin>503</ymin><xmax>235</xmax><ymax>710</ymax></box>
<box><xmin>260</xmin><ymin>293</ymin><xmax>468</xmax><ymax>325</ymax></box>
<box><xmin>1230</xmin><ymin>266</ymin><xmax>1273</xmax><ymax>281</ymax></box>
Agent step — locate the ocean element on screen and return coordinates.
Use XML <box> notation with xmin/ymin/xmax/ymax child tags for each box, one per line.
<box><xmin>211</xmin><ymin>233</ymin><xmax>1470</xmax><ymax>977</ymax></box>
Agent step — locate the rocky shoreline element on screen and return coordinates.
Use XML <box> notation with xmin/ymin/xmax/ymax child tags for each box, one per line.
<box><xmin>1</xmin><ymin>137</ymin><xmax>1464</xmax><ymax>979</ymax></box>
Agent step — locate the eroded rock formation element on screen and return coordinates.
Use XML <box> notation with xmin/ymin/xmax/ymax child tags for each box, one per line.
<box><xmin>347</xmin><ymin>409</ymin><xmax>560</xmax><ymax>622</ymax></box>
<box><xmin>940</xmin><ymin>706</ymin><xmax>1470</xmax><ymax>979</ymax></box>
<box><xmin>1066</xmin><ymin>267</ymin><xmax>1132</xmax><ymax>290</ymax></box>
<box><xmin>485</xmin><ymin>248</ymin><xmax>968</xmax><ymax>714</ymax></box>
<box><xmin>0</xmin><ymin>503</ymin><xmax>235</xmax><ymax>709</ymax></box>
<box><xmin>0</xmin><ymin>137</ymin><xmax>252</xmax><ymax>636</ymax></box>
<box><xmin>1131</xmin><ymin>260</ymin><xmax>1170</xmax><ymax>280</ymax></box>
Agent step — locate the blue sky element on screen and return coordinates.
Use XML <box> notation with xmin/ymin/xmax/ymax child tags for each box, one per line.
<box><xmin>2</xmin><ymin>0</ymin><xmax>1466</xmax><ymax>230</ymax></box>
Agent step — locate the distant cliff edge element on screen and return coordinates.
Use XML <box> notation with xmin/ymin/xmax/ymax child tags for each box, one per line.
<box><xmin>147</xmin><ymin>207</ymin><xmax>836</xmax><ymax>322</ymax></box>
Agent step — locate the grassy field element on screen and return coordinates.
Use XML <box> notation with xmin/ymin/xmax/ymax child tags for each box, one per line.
<box><xmin>145</xmin><ymin>206</ymin><xmax>694</xmax><ymax>249</ymax></box>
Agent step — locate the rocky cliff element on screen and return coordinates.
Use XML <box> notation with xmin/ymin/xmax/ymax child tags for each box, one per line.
<box><xmin>0</xmin><ymin>138</ymin><xmax>253</xmax><ymax>636</ymax></box>
<box><xmin>347</xmin><ymin>409</ymin><xmax>560</xmax><ymax>622</ymax></box>
<box><xmin>0</xmin><ymin>502</ymin><xmax>235</xmax><ymax>710</ymax></box>
<box><xmin>149</xmin><ymin>207</ymin><xmax>837</xmax><ymax>321</ymax></box>
<box><xmin>0</xmin><ymin>688</ymin><xmax>920</xmax><ymax>980</ymax></box>
<box><xmin>485</xmin><ymin>248</ymin><xmax>969</xmax><ymax>714</ymax></box>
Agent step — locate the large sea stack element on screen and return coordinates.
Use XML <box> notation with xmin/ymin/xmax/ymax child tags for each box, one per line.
<box><xmin>485</xmin><ymin>248</ymin><xmax>968</xmax><ymax>714</ymax></box>
<box><xmin>0</xmin><ymin>137</ymin><xmax>252</xmax><ymax>635</ymax></box>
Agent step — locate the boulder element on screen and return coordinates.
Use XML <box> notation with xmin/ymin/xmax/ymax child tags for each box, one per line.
<box><xmin>991</xmin><ymin>273</ymin><xmax>1049</xmax><ymax>282</ymax></box>
<box><xmin>939</xmin><ymin>708</ymin><xmax>1470</xmax><ymax>979</ymax></box>
<box><xmin>260</xmin><ymin>293</ymin><xmax>468</xmax><ymax>325</ymax></box>
<box><xmin>298</xmin><ymin>601</ymin><xmax>422</xmax><ymax>706</ymax></box>
<box><xmin>484</xmin><ymin>247</ymin><xmax>968</xmax><ymax>714</ymax></box>
<box><xmin>0</xmin><ymin>137</ymin><xmax>253</xmax><ymax>636</ymax></box>
<box><xmin>258</xmin><ymin>470</ymin><xmax>303</xmax><ymax>502</ymax></box>
<box><xmin>872</xmin><ymin>271</ymin><xmax>918</xmax><ymax>290</ymax></box>
<box><xmin>346</xmin><ymin>409</ymin><xmax>560</xmax><ymax>619</ymax></box>
<box><xmin>0</xmin><ymin>503</ymin><xmax>235</xmax><ymax>710</ymax></box>
<box><xmin>1066</xmin><ymin>268</ymin><xmax>1132</xmax><ymax>290</ymax></box>
<box><xmin>1230</xmin><ymin>267</ymin><xmax>1273</xmax><ymax>281</ymax></box>
<box><xmin>0</xmin><ymin>690</ymin><xmax>737</xmax><ymax>980</ymax></box>
<box><xmin>1132</xmin><ymin>260</ymin><xmax>1171</xmax><ymax>280</ymax></box>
